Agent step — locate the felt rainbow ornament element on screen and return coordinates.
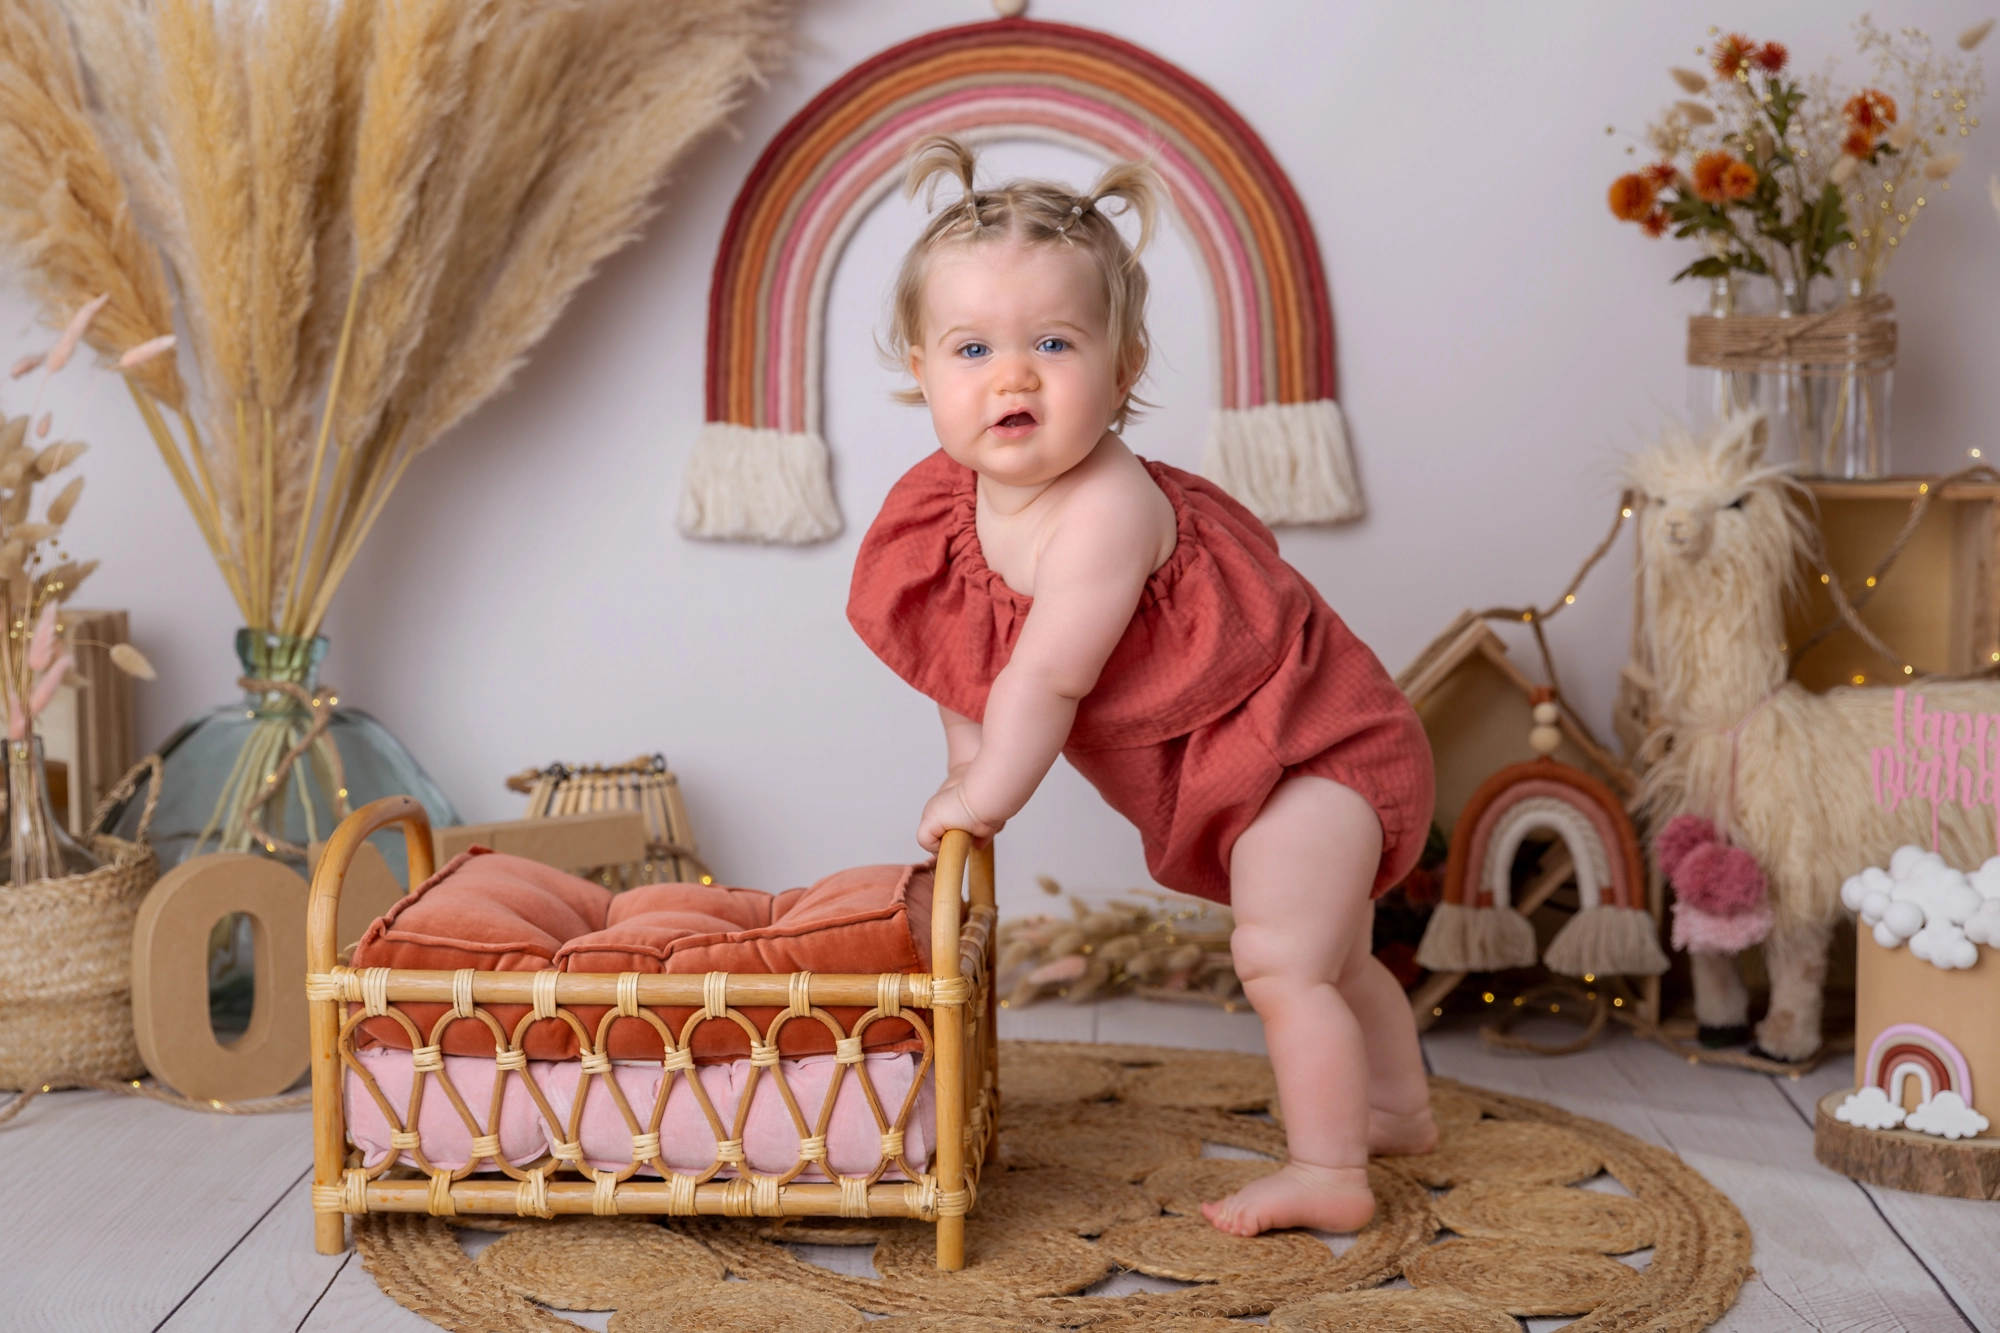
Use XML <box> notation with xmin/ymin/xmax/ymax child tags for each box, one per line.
<box><xmin>1415</xmin><ymin>759</ymin><xmax>1668</xmax><ymax>981</ymax></box>
<box><xmin>1836</xmin><ymin>1023</ymin><xmax>1991</xmax><ymax>1139</ymax></box>
<box><xmin>678</xmin><ymin>16</ymin><xmax>1358</xmax><ymax>544</ymax></box>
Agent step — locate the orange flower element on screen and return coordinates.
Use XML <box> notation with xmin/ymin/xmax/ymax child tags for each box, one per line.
<box><xmin>1643</xmin><ymin>160</ymin><xmax>1680</xmax><ymax>188</ymax></box>
<box><xmin>1721</xmin><ymin>159</ymin><xmax>1759</xmax><ymax>199</ymax></box>
<box><xmin>1712</xmin><ymin>32</ymin><xmax>1756</xmax><ymax>78</ymax></box>
<box><xmin>1844</xmin><ymin>88</ymin><xmax>1898</xmax><ymax>134</ymax></box>
<box><xmin>1641</xmin><ymin>209</ymin><xmax>1671</xmax><ymax>238</ymax></box>
<box><xmin>1755</xmin><ymin>41</ymin><xmax>1788</xmax><ymax>73</ymax></box>
<box><xmin>1692</xmin><ymin>150</ymin><xmax>1743</xmax><ymax>203</ymax></box>
<box><xmin>1608</xmin><ymin>173</ymin><xmax>1658</xmax><ymax>221</ymax></box>
<box><xmin>1843</xmin><ymin>127</ymin><xmax>1875</xmax><ymax>158</ymax></box>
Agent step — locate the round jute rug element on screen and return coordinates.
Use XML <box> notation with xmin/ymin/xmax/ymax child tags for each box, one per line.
<box><xmin>353</xmin><ymin>1042</ymin><xmax>1753</xmax><ymax>1331</ymax></box>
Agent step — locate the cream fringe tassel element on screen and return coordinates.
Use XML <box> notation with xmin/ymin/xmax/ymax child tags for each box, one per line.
<box><xmin>1415</xmin><ymin>902</ymin><xmax>1539</xmax><ymax>974</ymax></box>
<box><xmin>677</xmin><ymin>423</ymin><xmax>842</xmax><ymax>544</ymax></box>
<box><xmin>1201</xmin><ymin>400</ymin><xmax>1364</xmax><ymax>526</ymax></box>
<box><xmin>1542</xmin><ymin>906</ymin><xmax>1670</xmax><ymax>979</ymax></box>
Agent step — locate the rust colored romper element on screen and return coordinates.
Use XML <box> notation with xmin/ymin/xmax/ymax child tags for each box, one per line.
<box><xmin>847</xmin><ymin>450</ymin><xmax>1434</xmax><ymax>906</ymax></box>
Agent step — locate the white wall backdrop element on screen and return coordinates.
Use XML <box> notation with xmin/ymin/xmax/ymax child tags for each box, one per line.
<box><xmin>6</xmin><ymin>0</ymin><xmax>1999</xmax><ymax>914</ymax></box>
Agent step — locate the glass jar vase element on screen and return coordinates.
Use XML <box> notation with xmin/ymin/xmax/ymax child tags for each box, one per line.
<box><xmin>1</xmin><ymin>735</ymin><xmax>102</xmax><ymax>886</ymax></box>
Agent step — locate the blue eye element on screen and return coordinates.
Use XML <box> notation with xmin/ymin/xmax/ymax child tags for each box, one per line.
<box><xmin>957</xmin><ymin>342</ymin><xmax>989</xmax><ymax>359</ymax></box>
<box><xmin>1037</xmin><ymin>337</ymin><xmax>1070</xmax><ymax>354</ymax></box>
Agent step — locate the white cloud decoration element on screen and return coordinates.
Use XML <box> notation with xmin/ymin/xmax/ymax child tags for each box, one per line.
<box><xmin>1834</xmin><ymin>1086</ymin><xmax>1907</xmax><ymax>1130</ymax></box>
<box><xmin>1903</xmin><ymin>1091</ymin><xmax>1992</xmax><ymax>1141</ymax></box>
<box><xmin>1840</xmin><ymin>846</ymin><xmax>1998</xmax><ymax>970</ymax></box>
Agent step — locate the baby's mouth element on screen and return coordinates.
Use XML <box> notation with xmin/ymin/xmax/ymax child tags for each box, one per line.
<box><xmin>994</xmin><ymin>410</ymin><xmax>1037</xmax><ymax>430</ymax></box>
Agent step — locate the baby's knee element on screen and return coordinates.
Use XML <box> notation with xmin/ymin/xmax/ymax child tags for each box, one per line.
<box><xmin>1230</xmin><ymin>923</ymin><xmax>1323</xmax><ymax>988</ymax></box>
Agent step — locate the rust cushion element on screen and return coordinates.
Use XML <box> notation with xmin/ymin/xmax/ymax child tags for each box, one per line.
<box><xmin>350</xmin><ymin>849</ymin><xmax>615</xmax><ymax>1056</ymax></box>
<box><xmin>351</xmin><ymin>855</ymin><xmax>939</xmax><ymax>1063</ymax></box>
<box><xmin>558</xmin><ymin>863</ymin><xmax>936</xmax><ymax>1061</ymax></box>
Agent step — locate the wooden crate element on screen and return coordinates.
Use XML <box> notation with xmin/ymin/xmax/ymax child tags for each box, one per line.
<box><xmin>1788</xmin><ymin>479</ymin><xmax>2000</xmax><ymax>692</ymax></box>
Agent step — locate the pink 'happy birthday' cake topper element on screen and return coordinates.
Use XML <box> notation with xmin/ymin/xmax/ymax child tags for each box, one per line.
<box><xmin>1872</xmin><ymin>690</ymin><xmax>2000</xmax><ymax>850</ymax></box>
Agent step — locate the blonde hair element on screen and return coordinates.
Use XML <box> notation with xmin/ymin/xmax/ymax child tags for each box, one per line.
<box><xmin>886</xmin><ymin>135</ymin><xmax>1160</xmax><ymax>428</ymax></box>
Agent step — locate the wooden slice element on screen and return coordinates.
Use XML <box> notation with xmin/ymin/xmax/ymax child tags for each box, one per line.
<box><xmin>1404</xmin><ymin>1238</ymin><xmax>1639</xmax><ymax>1317</ymax></box>
<box><xmin>1814</xmin><ymin>1088</ymin><xmax>2000</xmax><ymax>1200</ymax></box>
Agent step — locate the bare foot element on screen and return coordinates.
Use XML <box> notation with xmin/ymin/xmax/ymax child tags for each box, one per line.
<box><xmin>1367</xmin><ymin>1104</ymin><xmax>1438</xmax><ymax>1157</ymax></box>
<box><xmin>1199</xmin><ymin>1162</ymin><xmax>1375</xmax><ymax>1236</ymax></box>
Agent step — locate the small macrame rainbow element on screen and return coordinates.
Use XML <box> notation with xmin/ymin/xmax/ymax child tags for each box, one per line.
<box><xmin>1416</xmin><ymin>761</ymin><xmax>1669</xmax><ymax>980</ymax></box>
<box><xmin>678</xmin><ymin>16</ymin><xmax>1360</xmax><ymax>544</ymax></box>
<box><xmin>1835</xmin><ymin>1022</ymin><xmax>1991</xmax><ymax>1139</ymax></box>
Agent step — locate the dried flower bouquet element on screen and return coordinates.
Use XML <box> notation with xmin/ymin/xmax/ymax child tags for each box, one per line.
<box><xmin>0</xmin><ymin>0</ymin><xmax>790</xmax><ymax>857</ymax></box>
<box><xmin>1610</xmin><ymin>19</ymin><xmax>1986</xmax><ymax>306</ymax></box>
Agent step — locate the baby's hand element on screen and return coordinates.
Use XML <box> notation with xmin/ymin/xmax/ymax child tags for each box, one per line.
<box><xmin>918</xmin><ymin>782</ymin><xmax>1003</xmax><ymax>853</ymax></box>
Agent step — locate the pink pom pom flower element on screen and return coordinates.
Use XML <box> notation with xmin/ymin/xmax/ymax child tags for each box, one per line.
<box><xmin>1653</xmin><ymin>814</ymin><xmax>1719</xmax><ymax>879</ymax></box>
<box><xmin>1671</xmin><ymin>841</ymin><xmax>1768</xmax><ymax>917</ymax></box>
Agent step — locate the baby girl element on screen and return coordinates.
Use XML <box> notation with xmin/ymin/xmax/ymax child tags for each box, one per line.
<box><xmin>847</xmin><ymin>137</ymin><xmax>1437</xmax><ymax>1236</ymax></box>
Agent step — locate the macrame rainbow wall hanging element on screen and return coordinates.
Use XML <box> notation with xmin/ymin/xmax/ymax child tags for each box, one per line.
<box><xmin>1415</xmin><ymin>754</ymin><xmax>1669</xmax><ymax>983</ymax></box>
<box><xmin>677</xmin><ymin>16</ymin><xmax>1361</xmax><ymax>544</ymax></box>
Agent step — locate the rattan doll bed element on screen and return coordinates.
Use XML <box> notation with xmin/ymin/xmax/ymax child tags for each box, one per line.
<box><xmin>308</xmin><ymin>797</ymin><xmax>997</xmax><ymax>1270</ymax></box>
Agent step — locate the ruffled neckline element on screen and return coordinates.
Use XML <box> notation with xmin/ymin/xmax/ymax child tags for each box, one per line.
<box><xmin>943</xmin><ymin>454</ymin><xmax>1197</xmax><ymax>609</ymax></box>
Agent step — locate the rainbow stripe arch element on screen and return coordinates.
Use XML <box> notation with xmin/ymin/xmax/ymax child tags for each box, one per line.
<box><xmin>1865</xmin><ymin>1024</ymin><xmax>1975</xmax><ymax>1112</ymax></box>
<box><xmin>1415</xmin><ymin>760</ymin><xmax>1667</xmax><ymax>980</ymax></box>
<box><xmin>677</xmin><ymin>17</ymin><xmax>1361</xmax><ymax>544</ymax></box>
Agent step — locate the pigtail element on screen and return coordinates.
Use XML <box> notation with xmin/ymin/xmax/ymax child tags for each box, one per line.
<box><xmin>905</xmin><ymin>134</ymin><xmax>984</xmax><ymax>232</ymax></box>
<box><xmin>1081</xmin><ymin>159</ymin><xmax>1161</xmax><ymax>265</ymax></box>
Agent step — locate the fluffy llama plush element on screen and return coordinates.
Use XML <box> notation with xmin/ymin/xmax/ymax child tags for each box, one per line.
<box><xmin>1629</xmin><ymin>413</ymin><xmax>1999</xmax><ymax>1060</ymax></box>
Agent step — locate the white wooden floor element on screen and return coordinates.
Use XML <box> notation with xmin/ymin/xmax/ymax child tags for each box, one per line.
<box><xmin>3</xmin><ymin>997</ymin><xmax>1995</xmax><ymax>1332</ymax></box>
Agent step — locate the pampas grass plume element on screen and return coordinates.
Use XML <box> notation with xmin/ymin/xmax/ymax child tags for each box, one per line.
<box><xmin>110</xmin><ymin>642</ymin><xmax>156</xmax><ymax>680</ymax></box>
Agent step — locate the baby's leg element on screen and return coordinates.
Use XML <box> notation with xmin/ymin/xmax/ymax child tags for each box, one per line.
<box><xmin>1200</xmin><ymin>776</ymin><xmax>1434</xmax><ymax>1237</ymax></box>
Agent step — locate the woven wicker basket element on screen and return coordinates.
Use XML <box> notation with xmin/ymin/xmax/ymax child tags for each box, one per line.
<box><xmin>0</xmin><ymin>759</ymin><xmax>161</xmax><ymax>1091</ymax></box>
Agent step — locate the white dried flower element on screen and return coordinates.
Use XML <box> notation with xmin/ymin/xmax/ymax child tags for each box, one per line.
<box><xmin>1830</xmin><ymin>154</ymin><xmax>1860</xmax><ymax>186</ymax></box>
<box><xmin>1926</xmin><ymin>151</ymin><xmax>1965</xmax><ymax>179</ymax></box>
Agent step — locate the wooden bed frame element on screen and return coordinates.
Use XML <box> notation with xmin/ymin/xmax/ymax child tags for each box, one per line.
<box><xmin>307</xmin><ymin>797</ymin><xmax>997</xmax><ymax>1269</ymax></box>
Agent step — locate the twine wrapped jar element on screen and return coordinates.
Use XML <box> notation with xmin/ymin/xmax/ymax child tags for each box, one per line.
<box><xmin>0</xmin><ymin>760</ymin><xmax>160</xmax><ymax>1091</ymax></box>
<box><xmin>1687</xmin><ymin>291</ymin><xmax>1896</xmax><ymax>478</ymax></box>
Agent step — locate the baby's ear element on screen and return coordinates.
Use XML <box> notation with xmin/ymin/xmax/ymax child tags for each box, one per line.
<box><xmin>906</xmin><ymin>346</ymin><xmax>927</xmax><ymax>396</ymax></box>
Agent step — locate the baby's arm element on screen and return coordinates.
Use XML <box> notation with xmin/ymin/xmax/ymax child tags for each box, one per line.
<box><xmin>917</xmin><ymin>482</ymin><xmax>1159</xmax><ymax>850</ymax></box>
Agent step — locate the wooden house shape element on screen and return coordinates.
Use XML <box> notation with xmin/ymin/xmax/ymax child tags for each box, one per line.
<box><xmin>1395</xmin><ymin>612</ymin><xmax>1661</xmax><ymax>1026</ymax></box>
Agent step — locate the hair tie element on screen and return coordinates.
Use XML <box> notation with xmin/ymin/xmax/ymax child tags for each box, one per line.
<box><xmin>1054</xmin><ymin>202</ymin><xmax>1085</xmax><ymax>237</ymax></box>
<box><xmin>962</xmin><ymin>188</ymin><xmax>981</xmax><ymax>226</ymax></box>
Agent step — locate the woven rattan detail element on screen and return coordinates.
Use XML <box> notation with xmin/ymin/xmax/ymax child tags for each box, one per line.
<box><xmin>473</xmin><ymin>1218</ymin><xmax>724</xmax><ymax>1311</ymax></box>
<box><xmin>0</xmin><ymin>826</ymin><xmax>158</xmax><ymax>1090</ymax></box>
<box><xmin>607</xmin><ymin>1279</ymin><xmax>867</xmax><ymax>1332</ymax></box>
<box><xmin>1118</xmin><ymin>1052</ymin><xmax>1277</xmax><ymax>1112</ymax></box>
<box><xmin>1382</xmin><ymin>1118</ymin><xmax>1603</xmax><ymax>1188</ymax></box>
<box><xmin>1435</xmin><ymin>1180</ymin><xmax>1657</xmax><ymax>1253</ymax></box>
<box><xmin>1404</xmin><ymin>1236</ymin><xmax>1642</xmax><ymax>1317</ymax></box>
<box><xmin>351</xmin><ymin>1057</ymin><xmax>1752</xmax><ymax>1332</ymax></box>
<box><xmin>1143</xmin><ymin>1157</ymin><xmax>1281</xmax><ymax>1217</ymax></box>
<box><xmin>1267</xmin><ymin>1287</ymin><xmax>1521</xmax><ymax>1332</ymax></box>
<box><xmin>995</xmin><ymin>1045</ymin><xmax>1123</xmax><ymax>1106</ymax></box>
<box><xmin>1098</xmin><ymin>1215</ymin><xmax>1333</xmax><ymax>1284</ymax></box>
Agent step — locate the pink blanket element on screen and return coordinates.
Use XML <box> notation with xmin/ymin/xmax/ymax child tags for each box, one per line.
<box><xmin>345</xmin><ymin>1048</ymin><xmax>934</xmax><ymax>1180</ymax></box>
